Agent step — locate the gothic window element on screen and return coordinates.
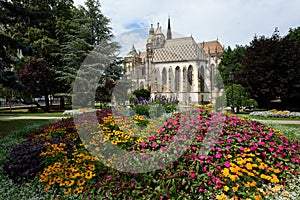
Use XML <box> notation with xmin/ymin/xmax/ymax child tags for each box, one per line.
<box><xmin>188</xmin><ymin>65</ymin><xmax>193</xmax><ymax>92</ymax></box>
<box><xmin>169</xmin><ymin>68</ymin><xmax>174</xmax><ymax>92</ymax></box>
<box><xmin>198</xmin><ymin>66</ymin><xmax>205</xmax><ymax>92</ymax></box>
<box><xmin>140</xmin><ymin>81</ymin><xmax>144</xmax><ymax>89</ymax></box>
<box><xmin>175</xmin><ymin>66</ymin><xmax>180</xmax><ymax>92</ymax></box>
<box><xmin>162</xmin><ymin>67</ymin><xmax>167</xmax><ymax>92</ymax></box>
<box><xmin>183</xmin><ymin>67</ymin><xmax>186</xmax><ymax>92</ymax></box>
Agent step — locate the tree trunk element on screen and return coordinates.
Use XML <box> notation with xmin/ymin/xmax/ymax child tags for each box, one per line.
<box><xmin>60</xmin><ymin>97</ymin><xmax>65</xmax><ymax>109</ymax></box>
<box><xmin>45</xmin><ymin>94</ymin><xmax>50</xmax><ymax>112</ymax></box>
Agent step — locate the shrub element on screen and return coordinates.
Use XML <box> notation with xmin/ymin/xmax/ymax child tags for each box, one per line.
<box><xmin>3</xmin><ymin>141</ymin><xmax>46</xmax><ymax>182</ymax></box>
<box><xmin>133</xmin><ymin>104</ymin><xmax>150</xmax><ymax>117</ymax></box>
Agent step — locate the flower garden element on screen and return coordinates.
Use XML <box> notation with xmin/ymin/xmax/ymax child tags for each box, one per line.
<box><xmin>1</xmin><ymin>105</ymin><xmax>300</xmax><ymax>199</ymax></box>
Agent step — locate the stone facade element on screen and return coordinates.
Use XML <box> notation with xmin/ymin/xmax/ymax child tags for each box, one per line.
<box><xmin>124</xmin><ymin>18</ymin><xmax>224</xmax><ymax>104</ymax></box>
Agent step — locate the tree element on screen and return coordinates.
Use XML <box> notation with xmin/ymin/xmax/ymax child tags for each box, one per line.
<box><xmin>218</xmin><ymin>45</ymin><xmax>245</xmax><ymax>86</ymax></box>
<box><xmin>237</xmin><ymin>29</ymin><xmax>300</xmax><ymax>109</ymax></box>
<box><xmin>17</xmin><ymin>58</ymin><xmax>57</xmax><ymax>112</ymax></box>
<box><xmin>225</xmin><ymin>84</ymin><xmax>257</xmax><ymax>113</ymax></box>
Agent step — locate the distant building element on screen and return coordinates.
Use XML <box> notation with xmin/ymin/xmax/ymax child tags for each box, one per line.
<box><xmin>124</xmin><ymin>17</ymin><xmax>224</xmax><ymax>104</ymax></box>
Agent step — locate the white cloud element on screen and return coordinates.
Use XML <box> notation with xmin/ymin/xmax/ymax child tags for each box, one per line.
<box><xmin>74</xmin><ymin>0</ymin><xmax>300</xmax><ymax>49</ymax></box>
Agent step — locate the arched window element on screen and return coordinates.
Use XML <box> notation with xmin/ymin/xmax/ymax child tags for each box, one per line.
<box><xmin>140</xmin><ymin>81</ymin><xmax>144</xmax><ymax>89</ymax></box>
<box><xmin>169</xmin><ymin>68</ymin><xmax>174</xmax><ymax>92</ymax></box>
<box><xmin>188</xmin><ymin>65</ymin><xmax>193</xmax><ymax>92</ymax></box>
<box><xmin>162</xmin><ymin>67</ymin><xmax>167</xmax><ymax>92</ymax></box>
<box><xmin>198</xmin><ymin>66</ymin><xmax>205</xmax><ymax>92</ymax></box>
<box><xmin>175</xmin><ymin>66</ymin><xmax>180</xmax><ymax>92</ymax></box>
<box><xmin>183</xmin><ymin>67</ymin><xmax>186</xmax><ymax>92</ymax></box>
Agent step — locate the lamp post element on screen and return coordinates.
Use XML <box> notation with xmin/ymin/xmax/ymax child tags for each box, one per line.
<box><xmin>229</xmin><ymin>71</ymin><xmax>234</xmax><ymax>113</ymax></box>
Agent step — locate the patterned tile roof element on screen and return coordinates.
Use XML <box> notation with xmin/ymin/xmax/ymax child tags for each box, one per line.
<box><xmin>153</xmin><ymin>37</ymin><xmax>205</xmax><ymax>63</ymax></box>
<box><xmin>199</xmin><ymin>40</ymin><xmax>224</xmax><ymax>54</ymax></box>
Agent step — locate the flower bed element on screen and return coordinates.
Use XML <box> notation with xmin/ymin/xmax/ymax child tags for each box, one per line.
<box><xmin>250</xmin><ymin>110</ymin><xmax>300</xmax><ymax>118</ymax></box>
<box><xmin>1</xmin><ymin>108</ymin><xmax>300</xmax><ymax>199</ymax></box>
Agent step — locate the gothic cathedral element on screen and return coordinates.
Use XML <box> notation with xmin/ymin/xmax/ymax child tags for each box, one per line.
<box><xmin>124</xmin><ymin>17</ymin><xmax>224</xmax><ymax>104</ymax></box>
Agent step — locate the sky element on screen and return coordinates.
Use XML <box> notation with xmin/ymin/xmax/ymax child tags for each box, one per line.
<box><xmin>74</xmin><ymin>0</ymin><xmax>300</xmax><ymax>55</ymax></box>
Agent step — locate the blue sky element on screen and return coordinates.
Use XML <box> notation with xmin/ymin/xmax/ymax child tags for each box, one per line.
<box><xmin>74</xmin><ymin>0</ymin><xmax>300</xmax><ymax>54</ymax></box>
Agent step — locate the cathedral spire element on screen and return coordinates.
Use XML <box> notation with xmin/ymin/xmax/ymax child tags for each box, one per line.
<box><xmin>167</xmin><ymin>16</ymin><xmax>172</xmax><ymax>40</ymax></box>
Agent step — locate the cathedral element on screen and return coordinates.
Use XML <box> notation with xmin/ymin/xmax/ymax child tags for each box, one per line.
<box><xmin>124</xmin><ymin>18</ymin><xmax>224</xmax><ymax>105</ymax></box>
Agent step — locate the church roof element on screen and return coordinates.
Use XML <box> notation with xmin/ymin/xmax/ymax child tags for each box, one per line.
<box><xmin>199</xmin><ymin>40</ymin><xmax>224</xmax><ymax>54</ymax></box>
<box><xmin>153</xmin><ymin>37</ymin><xmax>205</xmax><ymax>63</ymax></box>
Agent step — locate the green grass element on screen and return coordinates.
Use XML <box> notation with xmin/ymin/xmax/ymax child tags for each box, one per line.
<box><xmin>235</xmin><ymin>113</ymin><xmax>300</xmax><ymax>121</ymax></box>
<box><xmin>0</xmin><ymin>119</ymin><xmax>58</xmax><ymax>137</ymax></box>
<box><xmin>263</xmin><ymin>123</ymin><xmax>300</xmax><ymax>141</ymax></box>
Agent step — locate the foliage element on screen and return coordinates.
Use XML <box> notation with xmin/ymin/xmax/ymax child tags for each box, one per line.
<box><xmin>132</xmin><ymin>89</ymin><xmax>151</xmax><ymax>99</ymax></box>
<box><xmin>3</xmin><ymin>141</ymin><xmax>46</xmax><ymax>182</ymax></box>
<box><xmin>226</xmin><ymin>84</ymin><xmax>258</xmax><ymax>113</ymax></box>
<box><xmin>238</xmin><ymin>30</ymin><xmax>300</xmax><ymax>109</ymax></box>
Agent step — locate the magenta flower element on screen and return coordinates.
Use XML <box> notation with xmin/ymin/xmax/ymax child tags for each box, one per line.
<box><xmin>224</xmin><ymin>161</ymin><xmax>231</xmax><ymax>168</ymax></box>
<box><xmin>151</xmin><ymin>142</ymin><xmax>157</xmax><ymax>148</ymax></box>
<box><xmin>291</xmin><ymin>158</ymin><xmax>297</xmax><ymax>163</ymax></box>
<box><xmin>190</xmin><ymin>173</ymin><xmax>196</xmax><ymax>179</ymax></box>
<box><xmin>177</xmin><ymin>147</ymin><xmax>182</xmax><ymax>153</ymax></box>
<box><xmin>268</xmin><ymin>147</ymin><xmax>275</xmax><ymax>152</ymax></box>
<box><xmin>140</xmin><ymin>142</ymin><xmax>146</xmax><ymax>147</ymax></box>
<box><xmin>130</xmin><ymin>182</ymin><xmax>135</xmax><ymax>188</ymax></box>
<box><xmin>191</xmin><ymin>146</ymin><xmax>197</xmax><ymax>152</ymax></box>
<box><xmin>216</xmin><ymin>153</ymin><xmax>222</xmax><ymax>159</ymax></box>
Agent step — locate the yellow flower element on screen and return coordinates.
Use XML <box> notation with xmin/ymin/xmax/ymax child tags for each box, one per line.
<box><xmin>216</xmin><ymin>193</ymin><xmax>227</xmax><ymax>200</ymax></box>
<box><xmin>75</xmin><ymin>187</ymin><xmax>84</xmax><ymax>194</ymax></box>
<box><xmin>64</xmin><ymin>188</ymin><xmax>72</xmax><ymax>195</ymax></box>
<box><xmin>227</xmin><ymin>154</ymin><xmax>232</xmax><ymax>159</ymax></box>
<box><xmin>245</xmin><ymin>163</ymin><xmax>253</xmax><ymax>170</ymax></box>
<box><xmin>273</xmin><ymin>169</ymin><xmax>281</xmax><ymax>173</ymax></box>
<box><xmin>111</xmin><ymin>140</ymin><xmax>118</xmax><ymax>145</ymax></box>
<box><xmin>43</xmin><ymin>184</ymin><xmax>51</xmax><ymax>191</ymax></box>
<box><xmin>250</xmin><ymin>181</ymin><xmax>256</xmax><ymax>187</ymax></box>
<box><xmin>222</xmin><ymin>168</ymin><xmax>230</xmax><ymax>177</ymax></box>
<box><xmin>77</xmin><ymin>179</ymin><xmax>86</xmax><ymax>186</ymax></box>
<box><xmin>223</xmin><ymin>185</ymin><xmax>230</xmax><ymax>192</ymax></box>
<box><xmin>85</xmin><ymin>171</ymin><xmax>94</xmax><ymax>179</ymax></box>
<box><xmin>65</xmin><ymin>180</ymin><xmax>75</xmax><ymax>187</ymax></box>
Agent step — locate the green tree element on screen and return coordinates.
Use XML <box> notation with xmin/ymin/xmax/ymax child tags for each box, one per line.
<box><xmin>238</xmin><ymin>29</ymin><xmax>300</xmax><ymax>109</ymax></box>
<box><xmin>226</xmin><ymin>84</ymin><xmax>257</xmax><ymax>113</ymax></box>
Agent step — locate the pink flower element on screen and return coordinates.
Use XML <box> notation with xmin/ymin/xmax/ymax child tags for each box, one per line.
<box><xmin>177</xmin><ymin>147</ymin><xmax>182</xmax><ymax>153</ymax></box>
<box><xmin>268</xmin><ymin>147</ymin><xmax>274</xmax><ymax>152</ymax></box>
<box><xmin>227</xmin><ymin>139</ymin><xmax>231</xmax><ymax>144</ymax></box>
<box><xmin>291</xmin><ymin>158</ymin><xmax>297</xmax><ymax>163</ymax></box>
<box><xmin>224</xmin><ymin>161</ymin><xmax>231</xmax><ymax>168</ymax></box>
<box><xmin>152</xmin><ymin>142</ymin><xmax>157</xmax><ymax>148</ymax></box>
<box><xmin>190</xmin><ymin>173</ymin><xmax>196</xmax><ymax>179</ymax></box>
<box><xmin>216</xmin><ymin>153</ymin><xmax>223</xmax><ymax>159</ymax></box>
<box><xmin>202</xmin><ymin>167</ymin><xmax>207</xmax><ymax>172</ymax></box>
<box><xmin>278</xmin><ymin>146</ymin><xmax>284</xmax><ymax>151</ymax></box>
<box><xmin>191</xmin><ymin>146</ymin><xmax>197</xmax><ymax>152</ymax></box>
<box><xmin>130</xmin><ymin>182</ymin><xmax>135</xmax><ymax>188</ymax></box>
<box><xmin>149</xmin><ymin>136</ymin><xmax>154</xmax><ymax>141</ymax></box>
<box><xmin>216</xmin><ymin>147</ymin><xmax>222</xmax><ymax>152</ymax></box>
<box><xmin>275</xmin><ymin>163</ymin><xmax>280</xmax><ymax>168</ymax></box>
<box><xmin>207</xmin><ymin>172</ymin><xmax>211</xmax><ymax>177</ymax></box>
<box><xmin>140</xmin><ymin>142</ymin><xmax>146</xmax><ymax>147</ymax></box>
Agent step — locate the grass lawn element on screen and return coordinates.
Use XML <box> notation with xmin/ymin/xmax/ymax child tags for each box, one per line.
<box><xmin>0</xmin><ymin>119</ymin><xmax>58</xmax><ymax>137</ymax></box>
<box><xmin>235</xmin><ymin>113</ymin><xmax>300</xmax><ymax>121</ymax></box>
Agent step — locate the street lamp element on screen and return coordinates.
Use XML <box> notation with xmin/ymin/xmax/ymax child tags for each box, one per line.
<box><xmin>229</xmin><ymin>71</ymin><xmax>234</xmax><ymax>113</ymax></box>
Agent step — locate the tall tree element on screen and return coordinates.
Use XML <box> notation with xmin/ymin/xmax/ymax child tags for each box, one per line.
<box><xmin>237</xmin><ymin>29</ymin><xmax>300</xmax><ymax>109</ymax></box>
